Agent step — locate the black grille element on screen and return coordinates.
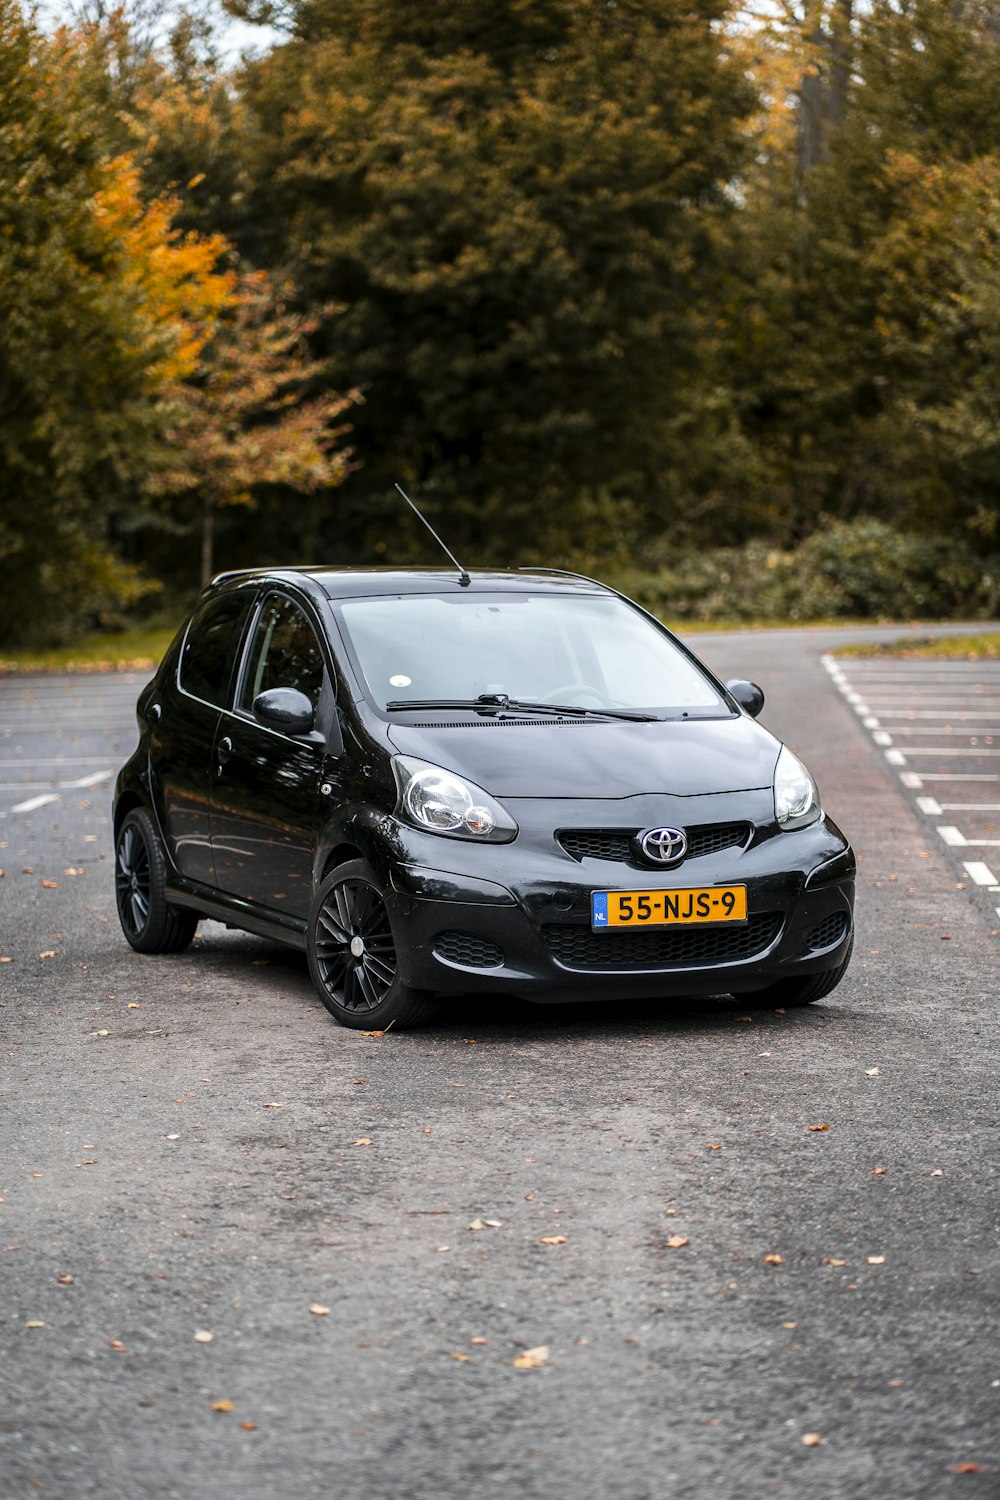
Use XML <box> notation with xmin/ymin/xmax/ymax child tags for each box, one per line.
<box><xmin>542</xmin><ymin>911</ymin><xmax>782</xmax><ymax>971</ymax></box>
<box><xmin>433</xmin><ymin>932</ymin><xmax>505</xmax><ymax>969</ymax></box>
<box><xmin>557</xmin><ymin>822</ymin><xmax>753</xmax><ymax>865</ymax></box>
<box><xmin>806</xmin><ymin>912</ymin><xmax>849</xmax><ymax>951</ymax></box>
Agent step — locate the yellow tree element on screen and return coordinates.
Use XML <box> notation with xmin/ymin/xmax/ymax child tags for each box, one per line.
<box><xmin>146</xmin><ymin>271</ymin><xmax>360</xmax><ymax>583</ymax></box>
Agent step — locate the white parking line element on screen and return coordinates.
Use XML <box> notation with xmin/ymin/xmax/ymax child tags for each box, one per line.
<box><xmin>60</xmin><ymin>770</ymin><xmax>113</xmax><ymax>788</ymax></box>
<box><xmin>10</xmin><ymin>792</ymin><xmax>61</xmax><ymax>813</ymax></box>
<box><xmin>827</xmin><ymin>654</ymin><xmax>1000</xmax><ymax>919</ymax></box>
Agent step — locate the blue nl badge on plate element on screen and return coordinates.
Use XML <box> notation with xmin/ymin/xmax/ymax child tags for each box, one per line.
<box><xmin>591</xmin><ymin>891</ymin><xmax>609</xmax><ymax>928</ymax></box>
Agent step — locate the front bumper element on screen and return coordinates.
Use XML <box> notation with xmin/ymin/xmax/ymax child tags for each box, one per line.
<box><xmin>376</xmin><ymin>797</ymin><xmax>855</xmax><ymax>1003</ymax></box>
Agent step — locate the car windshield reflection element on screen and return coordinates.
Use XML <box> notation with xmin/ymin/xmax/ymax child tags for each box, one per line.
<box><xmin>338</xmin><ymin>593</ymin><xmax>726</xmax><ymax>715</ymax></box>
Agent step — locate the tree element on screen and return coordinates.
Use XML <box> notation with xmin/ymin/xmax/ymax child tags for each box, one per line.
<box><xmin>145</xmin><ymin>271</ymin><xmax>358</xmax><ymax>583</ymax></box>
<box><xmin>230</xmin><ymin>0</ymin><xmax>757</xmax><ymax>563</ymax></box>
<box><xmin>0</xmin><ymin>4</ymin><xmax>232</xmax><ymax>644</ymax></box>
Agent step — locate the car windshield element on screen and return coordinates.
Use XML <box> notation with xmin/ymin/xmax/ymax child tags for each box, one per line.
<box><xmin>337</xmin><ymin>593</ymin><xmax>727</xmax><ymax>715</ymax></box>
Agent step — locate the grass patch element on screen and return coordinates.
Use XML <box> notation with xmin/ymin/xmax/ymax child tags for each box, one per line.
<box><xmin>0</xmin><ymin>626</ymin><xmax>177</xmax><ymax>675</ymax></box>
<box><xmin>836</xmin><ymin>631</ymin><xmax>1000</xmax><ymax>661</ymax></box>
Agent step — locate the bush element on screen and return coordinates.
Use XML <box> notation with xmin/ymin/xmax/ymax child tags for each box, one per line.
<box><xmin>609</xmin><ymin>519</ymin><xmax>999</xmax><ymax>623</ymax></box>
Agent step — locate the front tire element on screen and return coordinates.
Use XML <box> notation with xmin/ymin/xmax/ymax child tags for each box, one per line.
<box><xmin>115</xmin><ymin>808</ymin><xmax>198</xmax><ymax>954</ymax></box>
<box><xmin>307</xmin><ymin>860</ymin><xmax>438</xmax><ymax>1030</ymax></box>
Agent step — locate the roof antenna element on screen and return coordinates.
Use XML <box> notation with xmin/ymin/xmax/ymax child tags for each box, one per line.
<box><xmin>394</xmin><ymin>482</ymin><xmax>470</xmax><ymax>586</ymax></box>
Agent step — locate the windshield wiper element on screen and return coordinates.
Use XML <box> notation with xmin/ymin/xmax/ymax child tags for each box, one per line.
<box><xmin>384</xmin><ymin>693</ymin><xmax>662</xmax><ymax>723</ymax></box>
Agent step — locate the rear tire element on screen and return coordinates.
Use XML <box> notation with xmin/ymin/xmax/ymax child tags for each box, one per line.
<box><xmin>750</xmin><ymin>937</ymin><xmax>853</xmax><ymax>1007</ymax></box>
<box><xmin>307</xmin><ymin>859</ymin><xmax>438</xmax><ymax>1030</ymax></box>
<box><xmin>115</xmin><ymin>808</ymin><xmax>198</xmax><ymax>954</ymax></box>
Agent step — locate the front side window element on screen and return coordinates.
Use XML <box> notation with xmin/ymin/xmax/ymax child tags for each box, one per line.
<box><xmin>179</xmin><ymin>591</ymin><xmax>253</xmax><ymax>707</ymax></box>
<box><xmin>240</xmin><ymin>594</ymin><xmax>325</xmax><ymax>712</ymax></box>
<box><xmin>338</xmin><ymin>593</ymin><xmax>725</xmax><ymax>714</ymax></box>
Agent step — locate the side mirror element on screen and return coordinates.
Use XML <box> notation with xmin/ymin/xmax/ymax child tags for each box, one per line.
<box><xmin>253</xmin><ymin>687</ymin><xmax>316</xmax><ymax>736</ymax></box>
<box><xmin>725</xmin><ymin>679</ymin><xmax>765</xmax><ymax>718</ymax></box>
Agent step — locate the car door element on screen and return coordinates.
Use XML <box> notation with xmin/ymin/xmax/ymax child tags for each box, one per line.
<box><xmin>152</xmin><ymin>587</ymin><xmax>258</xmax><ymax>887</ymax></box>
<box><xmin>209</xmin><ymin>590</ymin><xmax>334</xmax><ymax>918</ymax></box>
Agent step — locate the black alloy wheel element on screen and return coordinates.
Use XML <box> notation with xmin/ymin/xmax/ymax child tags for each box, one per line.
<box><xmin>114</xmin><ymin>808</ymin><xmax>198</xmax><ymax>954</ymax></box>
<box><xmin>307</xmin><ymin>860</ymin><xmax>437</xmax><ymax>1030</ymax></box>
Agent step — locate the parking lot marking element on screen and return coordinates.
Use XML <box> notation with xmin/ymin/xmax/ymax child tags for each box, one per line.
<box><xmin>10</xmin><ymin>792</ymin><xmax>61</xmax><ymax>813</ymax></box>
<box><xmin>828</xmin><ymin>655</ymin><xmax>1000</xmax><ymax>918</ymax></box>
<box><xmin>60</xmin><ymin>770</ymin><xmax>113</xmax><ymax>788</ymax></box>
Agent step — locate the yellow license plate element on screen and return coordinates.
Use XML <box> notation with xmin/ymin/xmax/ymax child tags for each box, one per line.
<box><xmin>591</xmin><ymin>886</ymin><xmax>747</xmax><ymax>929</ymax></box>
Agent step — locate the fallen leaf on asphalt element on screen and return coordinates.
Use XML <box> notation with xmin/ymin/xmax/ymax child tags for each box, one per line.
<box><xmin>193</xmin><ymin>1330</ymin><xmax>213</xmax><ymax>1343</ymax></box>
<box><xmin>450</xmin><ymin>1352</ymin><xmax>471</xmax><ymax>1362</ymax></box>
<box><xmin>470</xmin><ymin>1337</ymin><xmax>487</xmax><ymax>1345</ymax></box>
<box><xmin>872</xmin><ymin>1167</ymin><xmax>887</xmax><ymax>1175</ymax></box>
<box><xmin>865</xmin><ymin>1067</ymin><xmax>880</xmax><ymax>1076</ymax></box>
<box><xmin>951</xmin><ymin>1463</ymin><xmax>986</xmax><ymax>1474</ymax></box>
<box><xmin>22</xmin><ymin>867</ymin><xmax>33</xmax><ymax>874</ymax></box>
<box><xmin>57</xmin><ymin>1275</ymin><xmax>73</xmax><ymax>1285</ymax></box>
<box><xmin>127</xmin><ymin>1003</ymin><xmax>140</xmax><ymax>1010</ymax></box>
<box><xmin>240</xmin><ymin>1422</ymin><xmax>257</xmax><ymax>1431</ymax></box>
<box><xmin>763</xmin><ymin>1253</ymin><xmax>782</xmax><ymax>1266</ymax></box>
<box><xmin>483</xmin><ymin>1218</ymin><xmax>503</xmax><ymax>1228</ymax></box>
<box><xmin>40</xmin><ymin>881</ymin><xmax>57</xmax><ymax>889</ymax></box>
<box><xmin>107</xmin><ymin>1340</ymin><xmax>127</xmax><ymax>1352</ymax></box>
<box><xmin>436</xmin><ymin>1246</ymin><xmax>450</xmax><ymax>1253</ymax></box>
<box><xmin>165</xmin><ymin>1134</ymin><xmax>180</xmax><ymax>1141</ymax></box>
<box><xmin>309</xmin><ymin>1304</ymin><xmax>330</xmax><ymax>1316</ymax></box>
<box><xmin>931</xmin><ymin>1169</ymin><xmax>944</xmax><ymax>1177</ymax></box>
<box><xmin>539</xmin><ymin>1236</ymin><xmax>567</xmax><ymax>1245</ymax></box>
<box><xmin>468</xmin><ymin>1219</ymin><xmax>486</xmax><ymax>1231</ymax></box>
<box><xmin>867</xmin><ymin>1255</ymin><xmax>885</xmax><ymax>1265</ymax></box>
<box><xmin>210</xmin><ymin>1400</ymin><xmax>235</xmax><ymax>1413</ymax></box>
<box><xmin>801</xmin><ymin>1433</ymin><xmax>823</xmax><ymax>1447</ymax></box>
<box><xmin>252</xmin><ymin>959</ymin><xmax>270</xmax><ymax>966</ymax></box>
<box><xmin>782</xmin><ymin>1322</ymin><xmax>797</xmax><ymax>1329</ymax></box>
<box><xmin>63</xmin><ymin>867</ymin><xmax>84</xmax><ymax>876</ymax></box>
<box><xmin>353</xmin><ymin>1137</ymin><xmax>372</xmax><ymax>1147</ymax></box>
<box><xmin>261</xmin><ymin>1102</ymin><xmax>285</xmax><ymax>1109</ymax></box>
<box><xmin>0</xmin><ymin>956</ymin><xmax>11</xmax><ymax>964</ymax></box>
<box><xmin>25</xmin><ymin>1320</ymin><xmax>45</xmax><ymax>1328</ymax></box>
<box><xmin>512</xmin><ymin>1346</ymin><xmax>550</xmax><ymax>1369</ymax></box>
<box><xmin>707</xmin><ymin>1143</ymin><xmax>721</xmax><ymax>1151</ymax></box>
<box><xmin>38</xmin><ymin>951</ymin><xmax>56</xmax><ymax>959</ymax></box>
<box><xmin>807</xmin><ymin>1124</ymin><xmax>830</xmax><ymax>1132</ymax></box>
<box><xmin>665</xmin><ymin>1235</ymin><xmax>689</xmax><ymax>1248</ymax></box>
<box><xmin>361</xmin><ymin>1030</ymin><xmax>385</xmax><ymax>1038</ymax></box>
<box><xmin>822</xmin><ymin>1258</ymin><xmax>846</xmax><ymax>1268</ymax></box>
<box><xmin>735</xmin><ymin>1015</ymin><xmax>752</xmax><ymax>1022</ymax></box>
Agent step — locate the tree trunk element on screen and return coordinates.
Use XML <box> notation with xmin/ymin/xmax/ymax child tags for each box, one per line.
<box><xmin>201</xmin><ymin>496</ymin><xmax>214</xmax><ymax>587</ymax></box>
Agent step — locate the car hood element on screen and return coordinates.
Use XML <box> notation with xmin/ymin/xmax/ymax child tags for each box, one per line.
<box><xmin>385</xmin><ymin>714</ymin><xmax>780</xmax><ymax>798</ymax></box>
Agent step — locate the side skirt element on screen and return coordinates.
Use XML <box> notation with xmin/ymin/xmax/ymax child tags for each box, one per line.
<box><xmin>166</xmin><ymin>878</ymin><xmax>309</xmax><ymax>952</ymax></box>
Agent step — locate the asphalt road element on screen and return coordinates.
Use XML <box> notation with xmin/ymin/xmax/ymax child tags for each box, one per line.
<box><xmin>1</xmin><ymin>625</ymin><xmax>997</xmax><ymax>1500</ymax></box>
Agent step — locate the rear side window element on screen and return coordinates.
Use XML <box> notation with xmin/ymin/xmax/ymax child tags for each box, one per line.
<box><xmin>179</xmin><ymin>592</ymin><xmax>253</xmax><ymax>707</ymax></box>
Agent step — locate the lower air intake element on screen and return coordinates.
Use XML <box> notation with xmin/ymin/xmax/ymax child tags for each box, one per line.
<box><xmin>542</xmin><ymin>912</ymin><xmax>782</xmax><ymax>971</ymax></box>
<box><xmin>433</xmin><ymin>932</ymin><xmax>505</xmax><ymax>969</ymax></box>
<box><xmin>805</xmin><ymin>912</ymin><xmax>849</xmax><ymax>951</ymax></box>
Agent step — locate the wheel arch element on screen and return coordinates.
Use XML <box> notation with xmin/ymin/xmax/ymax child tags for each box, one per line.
<box><xmin>319</xmin><ymin>841</ymin><xmax>365</xmax><ymax>884</ymax></box>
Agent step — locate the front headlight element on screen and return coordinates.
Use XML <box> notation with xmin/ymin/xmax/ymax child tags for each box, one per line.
<box><xmin>774</xmin><ymin>744</ymin><xmax>821</xmax><ymax>830</ymax></box>
<box><xmin>393</xmin><ymin>756</ymin><xmax>518</xmax><ymax>842</ymax></box>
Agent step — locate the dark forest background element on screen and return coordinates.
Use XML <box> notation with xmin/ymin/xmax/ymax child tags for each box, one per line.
<box><xmin>2</xmin><ymin>0</ymin><xmax>999</xmax><ymax>645</ymax></box>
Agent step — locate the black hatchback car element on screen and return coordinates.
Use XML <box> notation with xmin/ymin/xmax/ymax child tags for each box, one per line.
<box><xmin>113</xmin><ymin>567</ymin><xmax>855</xmax><ymax>1028</ymax></box>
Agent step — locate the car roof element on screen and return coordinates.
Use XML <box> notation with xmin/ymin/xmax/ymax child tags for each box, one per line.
<box><xmin>209</xmin><ymin>566</ymin><xmax>612</xmax><ymax>601</ymax></box>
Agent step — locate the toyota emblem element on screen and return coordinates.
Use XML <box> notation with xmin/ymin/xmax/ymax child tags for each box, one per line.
<box><xmin>637</xmin><ymin>826</ymin><xmax>688</xmax><ymax>866</ymax></box>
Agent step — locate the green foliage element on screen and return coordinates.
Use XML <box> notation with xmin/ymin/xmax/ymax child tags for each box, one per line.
<box><xmin>0</xmin><ymin>4</ymin><xmax>167</xmax><ymax>644</ymax></box>
<box><xmin>615</xmin><ymin>520</ymin><xmax>999</xmax><ymax>624</ymax></box>
<box><xmin>235</xmin><ymin>0</ymin><xmax>756</xmax><ymax>558</ymax></box>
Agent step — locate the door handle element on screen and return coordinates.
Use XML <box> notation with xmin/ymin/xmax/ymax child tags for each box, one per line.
<box><xmin>216</xmin><ymin>736</ymin><xmax>234</xmax><ymax>775</ymax></box>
